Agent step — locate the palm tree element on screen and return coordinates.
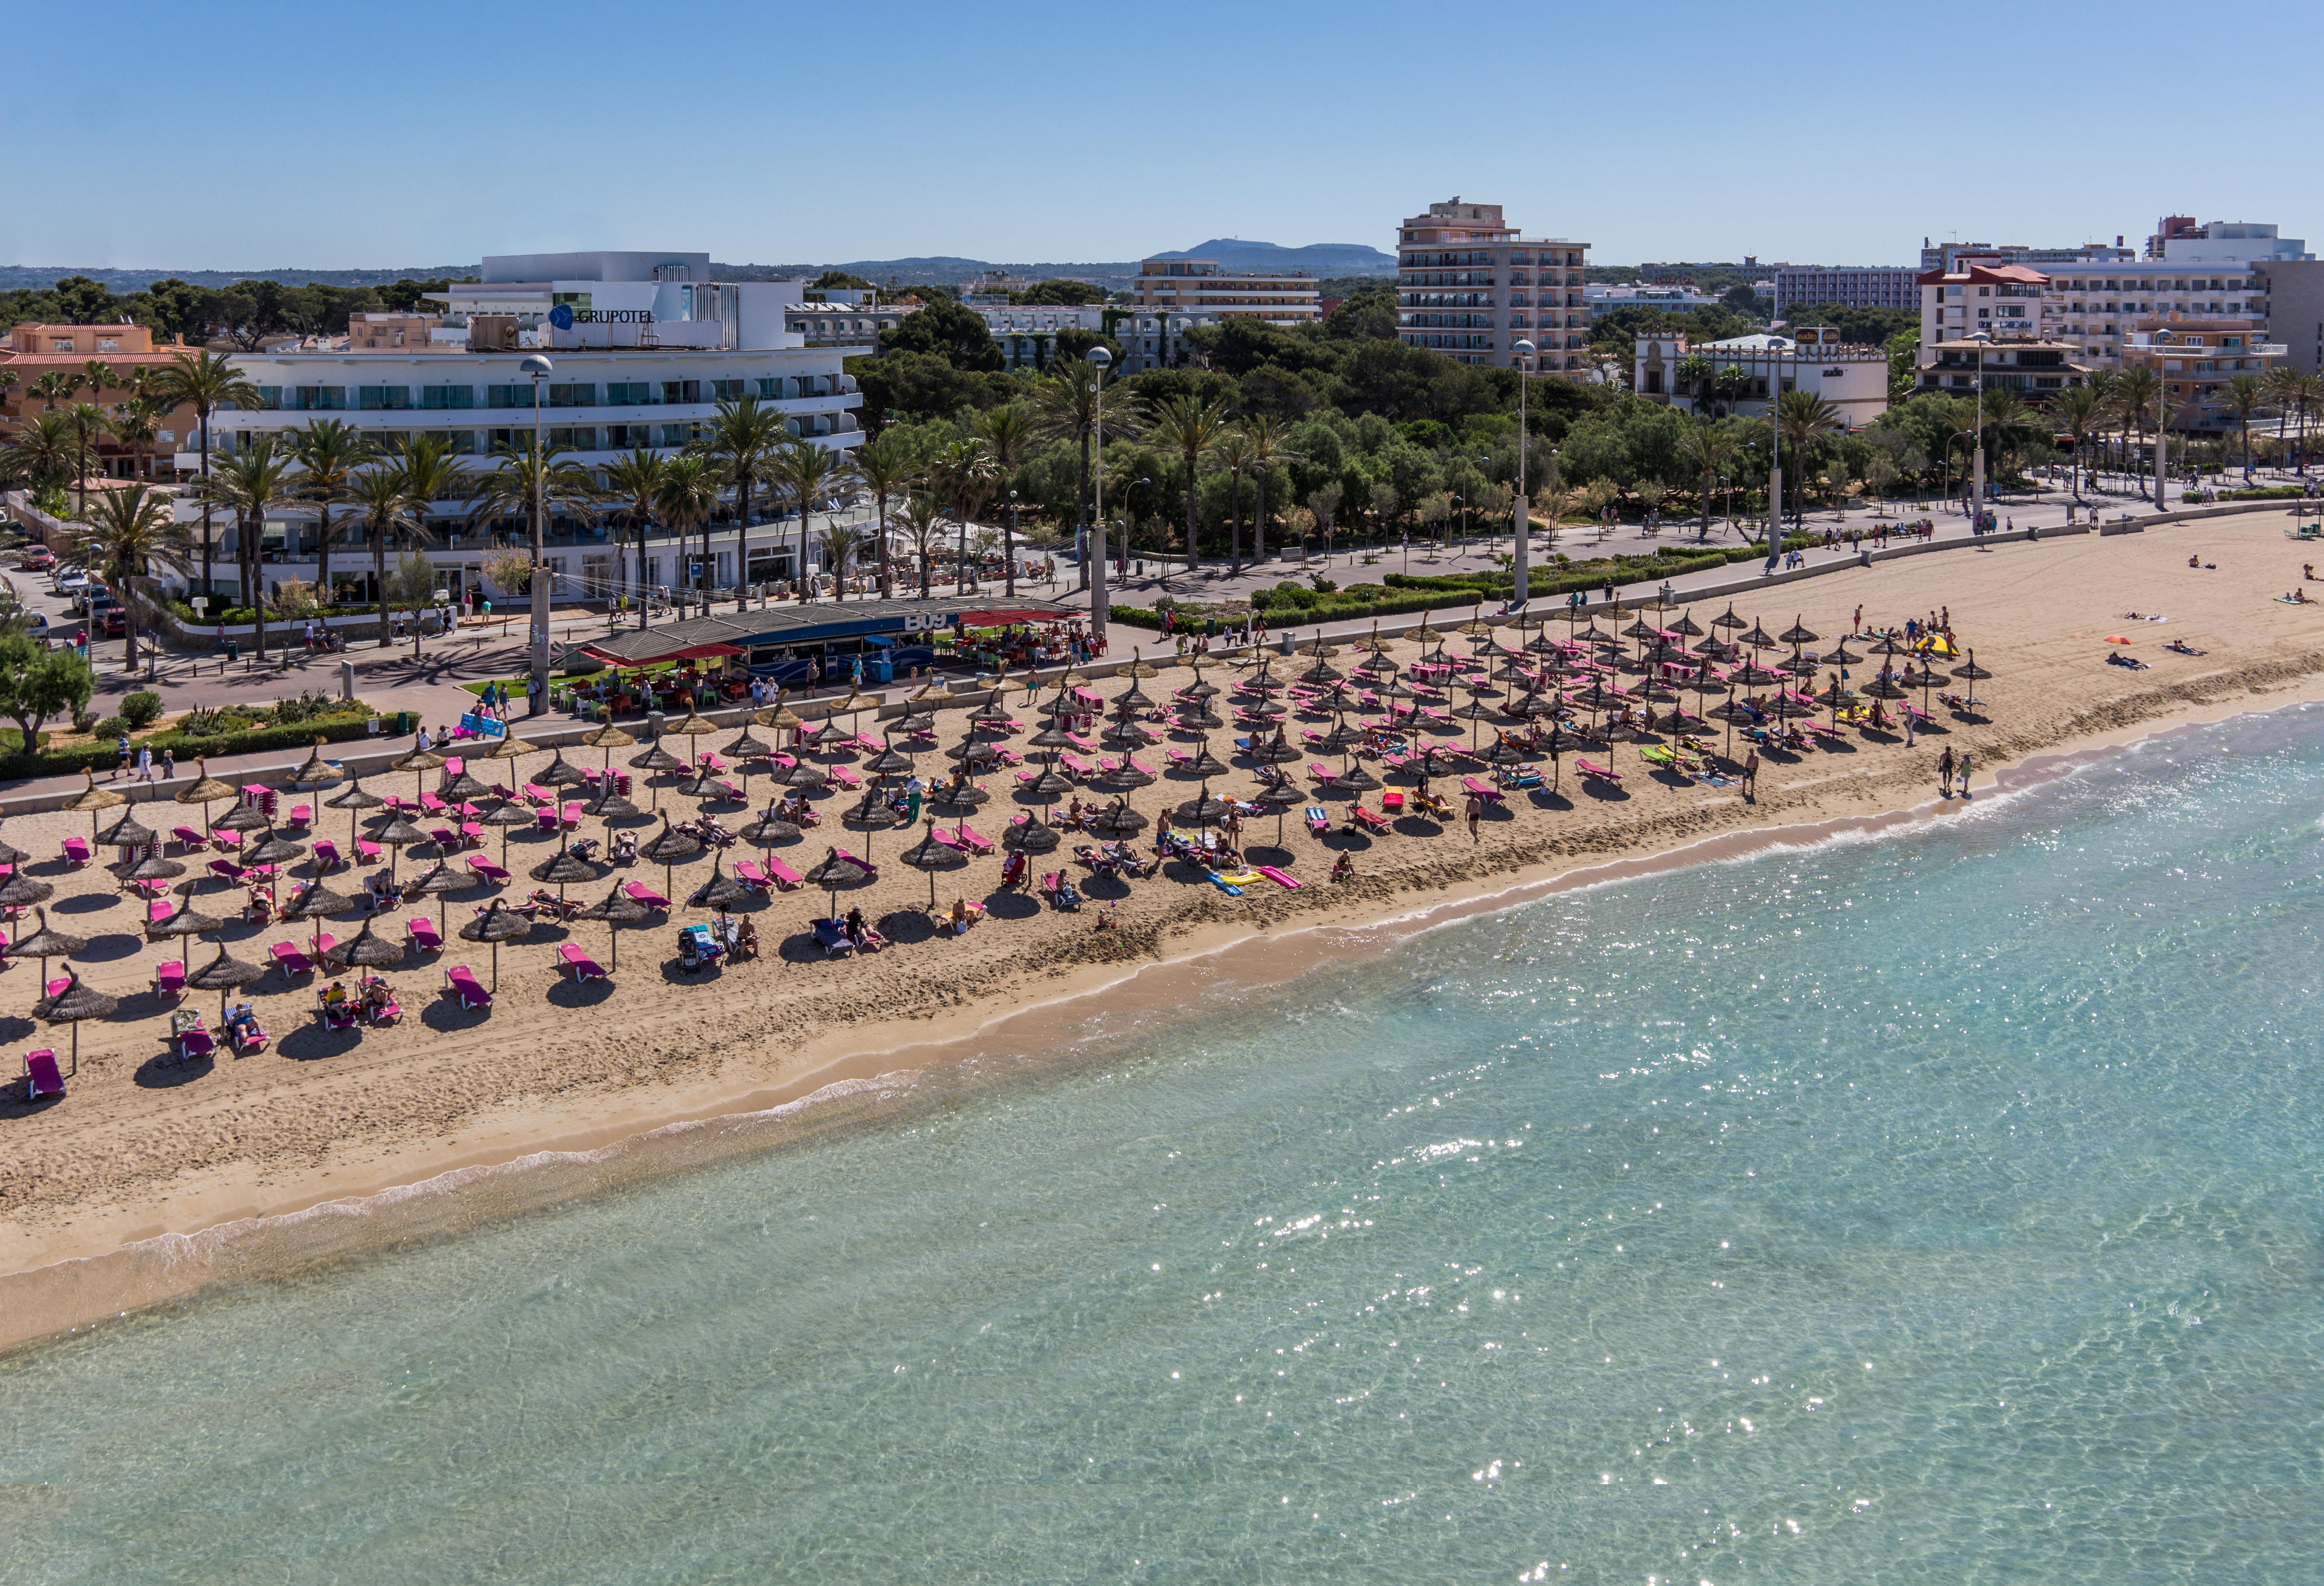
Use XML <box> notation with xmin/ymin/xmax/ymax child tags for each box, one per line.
<box><xmin>290</xmin><ymin>417</ymin><xmax>365</xmax><ymax>609</ymax></box>
<box><xmin>152</xmin><ymin>350</ymin><xmax>262</xmax><ymax>598</ymax></box>
<box><xmin>896</xmin><ymin>491</ymin><xmax>945</xmax><ymax>598</ymax></box>
<box><xmin>1145</xmin><ymin>393</ymin><xmax>1231</xmax><ymax>574</ymax></box>
<box><xmin>2287</xmin><ymin>373</ymin><xmax>2324</xmax><ymax>474</ymax></box>
<box><xmin>852</xmin><ymin>429</ymin><xmax>920</xmax><ymax>597</ymax></box>
<box><xmin>651</xmin><ymin>454</ymin><xmax>722</xmax><ymax>608</ymax></box>
<box><xmin>973</xmin><ymin>402</ymin><xmax>1034</xmax><ymax>597</ymax></box>
<box><xmin>1032</xmin><ymin>366</ymin><xmax>1101</xmax><ymax>536</ymax></box>
<box><xmin>1679</xmin><ymin>417</ymin><xmax>1738</xmax><ymax>536</ymax></box>
<box><xmin>2114</xmin><ymin>365</ymin><xmax>2161</xmax><ymax>496</ymax></box>
<box><xmin>461</xmin><ymin>436</ymin><xmax>603</xmax><ymax>614</ymax></box>
<box><xmin>598</xmin><ymin>448</ymin><xmax>668</xmax><ymax>628</ymax></box>
<box><xmin>1241</xmin><ymin>413</ymin><xmax>1299</xmax><ymax>562</ymax></box>
<box><xmin>818</xmin><ymin>523</ymin><xmax>864</xmax><ymax>600</ymax></box>
<box><xmin>1773</xmin><ymin>388</ymin><xmax>1840</xmax><ymax>527</ymax></box>
<box><xmin>1938</xmin><ymin>398</ymin><xmax>1978</xmax><ymax>509</ymax></box>
<box><xmin>68</xmin><ymin>483</ymin><xmax>192</xmax><ymax>666</ymax></box>
<box><xmin>2222</xmin><ymin>372</ymin><xmax>2266</xmax><ymax>478</ymax></box>
<box><xmin>8</xmin><ymin>410</ymin><xmax>75</xmax><ymax>494</ymax></box>
<box><xmin>78</xmin><ymin>359</ymin><xmax>116</xmax><ymax>403</ymax></box>
<box><xmin>105</xmin><ymin>399</ymin><xmax>161</xmax><ymax>484</ymax></box>
<box><xmin>767</xmin><ymin>439</ymin><xmax>858</xmax><ymax>600</ymax></box>
<box><xmin>346</xmin><ymin>452</ymin><xmax>429</xmax><ymax>646</ymax></box>
<box><xmin>28</xmin><ymin>371</ymin><xmax>78</xmax><ymax>411</ymax></box>
<box><xmin>928</xmin><ymin>438</ymin><xmax>996</xmax><ymax>594</ymax></box>
<box><xmin>204</xmin><ymin>436</ymin><xmax>296</xmax><ymax>658</ymax></box>
<box><xmin>59</xmin><ymin>402</ymin><xmax>108</xmax><ymax>518</ymax></box>
<box><xmin>2050</xmin><ymin>384</ymin><xmax>2104</xmax><ymax>502</ymax></box>
<box><xmin>698</xmin><ymin>395</ymin><xmax>786</xmax><ymax>611</ymax></box>
<box><xmin>1209</xmin><ymin>424</ymin><xmax>1255</xmax><ymax>573</ymax></box>
<box><xmin>1977</xmin><ymin>387</ymin><xmax>2038</xmax><ymax>483</ymax></box>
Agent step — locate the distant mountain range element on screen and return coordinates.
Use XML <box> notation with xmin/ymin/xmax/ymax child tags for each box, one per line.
<box><xmin>0</xmin><ymin>239</ymin><xmax>1399</xmax><ymax>296</ymax></box>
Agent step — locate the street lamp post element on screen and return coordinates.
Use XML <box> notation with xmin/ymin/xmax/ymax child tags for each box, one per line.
<box><xmin>1006</xmin><ymin>488</ymin><xmax>1019</xmax><ymax>598</ymax></box>
<box><xmin>521</xmin><ymin>352</ymin><xmax>553</xmax><ymax>715</ymax></box>
<box><xmin>1967</xmin><ymin>330</ymin><xmax>1989</xmax><ymax>528</ymax></box>
<box><xmin>1512</xmin><ymin>339</ymin><xmax>1534</xmax><ymax>604</ymax></box>
<box><xmin>1086</xmin><ymin>347</ymin><xmax>1110</xmax><ymax>641</ymax></box>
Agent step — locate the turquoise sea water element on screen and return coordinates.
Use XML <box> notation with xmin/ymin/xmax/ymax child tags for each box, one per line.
<box><xmin>3</xmin><ymin>707</ymin><xmax>2321</xmax><ymax>1584</ymax></box>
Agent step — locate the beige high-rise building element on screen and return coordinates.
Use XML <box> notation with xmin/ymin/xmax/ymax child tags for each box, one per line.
<box><xmin>1395</xmin><ymin>198</ymin><xmax>1590</xmax><ymax>372</ymax></box>
<box><xmin>1119</xmin><ymin>257</ymin><xmax>1320</xmax><ymax>372</ymax></box>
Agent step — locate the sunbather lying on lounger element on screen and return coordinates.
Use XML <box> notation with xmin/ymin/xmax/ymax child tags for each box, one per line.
<box><xmin>2106</xmin><ymin>650</ymin><xmax>2151</xmax><ymax>669</ymax></box>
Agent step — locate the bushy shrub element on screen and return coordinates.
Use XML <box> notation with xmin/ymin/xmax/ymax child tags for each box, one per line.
<box><xmin>89</xmin><ymin>715</ymin><xmax>128</xmax><ymax>740</ymax></box>
<box><xmin>120</xmin><ymin>691</ymin><xmax>163</xmax><ymax>728</ymax></box>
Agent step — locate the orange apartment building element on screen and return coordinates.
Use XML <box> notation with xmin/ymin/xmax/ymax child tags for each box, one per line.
<box><xmin>0</xmin><ymin>322</ymin><xmax>201</xmax><ymax>479</ymax></box>
<box><xmin>2117</xmin><ymin>315</ymin><xmax>2287</xmax><ymax>432</ymax></box>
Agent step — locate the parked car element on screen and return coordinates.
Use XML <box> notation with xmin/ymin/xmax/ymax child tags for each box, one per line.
<box><xmin>99</xmin><ymin>607</ymin><xmax>125</xmax><ymax>638</ymax></box>
<box><xmin>19</xmin><ymin>545</ymin><xmax>55</xmax><ymax>571</ymax></box>
<box><xmin>52</xmin><ymin>569</ymin><xmax>89</xmax><ymax>599</ymax></box>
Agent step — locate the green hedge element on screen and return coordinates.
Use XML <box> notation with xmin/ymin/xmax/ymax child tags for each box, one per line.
<box><xmin>1111</xmin><ymin>543</ymin><xmax>1813</xmax><ymax>631</ymax></box>
<box><xmin>2224</xmin><ymin>485</ymin><xmax>2315</xmax><ymax>502</ymax></box>
<box><xmin>166</xmin><ymin>600</ymin><xmax>384</xmax><ymax>627</ymax></box>
<box><xmin>0</xmin><ymin>712</ymin><xmax>385</xmax><ymax>782</ymax></box>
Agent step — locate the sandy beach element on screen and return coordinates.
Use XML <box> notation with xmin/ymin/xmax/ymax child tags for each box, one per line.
<box><xmin>4</xmin><ymin>510</ymin><xmax>2321</xmax><ymax>1346</ymax></box>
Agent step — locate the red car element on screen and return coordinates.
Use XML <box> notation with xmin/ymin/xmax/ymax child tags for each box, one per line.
<box><xmin>20</xmin><ymin>545</ymin><xmax>55</xmax><ymax>570</ymax></box>
<box><xmin>100</xmin><ymin>608</ymin><xmax>125</xmax><ymax>638</ymax></box>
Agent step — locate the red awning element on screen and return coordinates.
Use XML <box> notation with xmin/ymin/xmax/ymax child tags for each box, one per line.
<box><xmin>578</xmin><ymin>641</ymin><xmax>748</xmax><ymax>666</ymax></box>
<box><xmin>957</xmin><ymin>609</ymin><xmax>1070</xmax><ymax>627</ymax></box>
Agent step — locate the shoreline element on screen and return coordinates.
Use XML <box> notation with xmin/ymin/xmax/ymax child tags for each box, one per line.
<box><xmin>4</xmin><ymin>679</ymin><xmax>2316</xmax><ymax>1358</ymax></box>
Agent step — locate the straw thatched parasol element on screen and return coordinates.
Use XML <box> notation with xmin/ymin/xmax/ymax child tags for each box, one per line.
<box><xmin>280</xmin><ymin>879</ymin><xmax>356</xmax><ymax>959</ymax></box>
<box><xmin>34</xmin><ymin>968</ymin><xmax>117</xmax><ymax>1073</ymax></box>
<box><xmin>530</xmin><ymin>844</ymin><xmax>601</xmax><ymax>902</ymax></box>
<box><xmin>802</xmin><ymin>847</ymin><xmax>872</xmax><ymax>917</ymax></box>
<box><xmin>573</xmin><ymin>882</ymin><xmax>648</xmax><ymax>969</ymax></box>
<box><xmin>476</xmin><ymin>797</ymin><xmax>535</xmax><ymax>865</ymax></box>
<box><xmin>1175</xmin><ymin>785</ymin><xmax>1232</xmax><ymax>825</ymax></box>
<box><xmin>691</xmin><ymin>858</ymin><xmax>754</xmax><ymax>912</ymax></box>
<box><xmin>97</xmin><ymin>809</ymin><xmax>157</xmax><ymax>850</ymax></box>
<box><xmin>898</xmin><ymin>819</ymin><xmax>968</xmax><ymax>908</ymax></box>
<box><xmin>771</xmin><ymin>757</ymin><xmax>834</xmax><ymax>787</ymax></box>
<box><xmin>1101</xmin><ymin>719</ymin><xmax>1161</xmax><ymax>748</ymax></box>
<box><xmin>402</xmin><ymin>858</ymin><xmax>468</xmax><ymax>935</ymax></box>
<box><xmin>392</xmin><ymin>745</ymin><xmax>445</xmax><ymax>802</ymax></box>
<box><xmin>290</xmin><ymin>738</ymin><xmax>345</xmax><ymax>788</ymax></box>
<box><xmin>733</xmin><ymin>799</ymin><xmax>797</xmax><ymax>843</ymax></box>
<box><xmin>1779</xmin><ymin>617</ymin><xmax>1820</xmax><ymax>646</ymax></box>
<box><xmin>113</xmin><ymin>851</ymin><xmax>187</xmax><ymax>890</ymax></box>
<box><xmin>665</xmin><ymin>708</ymin><xmax>720</xmax><ymax>740</ymax></box>
<box><xmin>1178</xmin><ymin>742</ymin><xmax>1230</xmax><ymax>778</ymax></box>
<box><xmin>638</xmin><ymin>813</ymin><xmax>705</xmax><ymax>901</ymax></box>
<box><xmin>176</xmin><ymin>758</ymin><xmax>239</xmax><ymax>829</ymax></box>
<box><xmin>459</xmin><ymin>898</ymin><xmax>532</xmax><ymax>991</ymax></box>
<box><xmin>533</xmin><ymin>750</ymin><xmax>589</xmax><ymax>789</ymax></box>
<box><xmin>0</xmin><ymin>824</ymin><xmax>24</xmax><ymax>868</ymax></box>
<box><xmin>372</xmin><ymin>813</ymin><xmax>429</xmax><ymax>877</ymax></box>
<box><xmin>584</xmin><ymin>788</ymin><xmax>640</xmax><ymax>823</ymax></box>
<box><xmin>0</xmin><ymin>869</ymin><xmax>56</xmax><ymax>909</ymax></box>
<box><xmin>724</xmin><ymin>727</ymin><xmax>774</xmax><ymax>763</ymax></box>
<box><xmin>1020</xmin><ymin>759</ymin><xmax>1075</xmax><ymax>798</ymax></box>
<box><xmin>1088</xmin><ymin>798</ymin><xmax>1150</xmax><ymax>837</ymax></box>
<box><xmin>325</xmin><ymin>777</ymin><xmax>384</xmax><ymax>849</ymax></box>
<box><xmin>63</xmin><ymin>770</ymin><xmax>125</xmax><ymax>845</ymax></box>
<box><xmin>439</xmin><ymin>768</ymin><xmax>492</xmax><ymax>804</ymax></box>
<box><xmin>476</xmin><ymin>731</ymin><xmax>539</xmax><ymax>761</ymax></box>
<box><xmin>582</xmin><ymin>721</ymin><xmax>637</xmax><ymax>773</ymax></box>
<box><xmin>186</xmin><ymin>941</ymin><xmax>269</xmax><ymax>1027</ymax></box>
<box><xmin>1120</xmin><ymin>649</ymin><xmax>1164</xmax><ymax>678</ymax></box>
<box><xmin>324</xmin><ymin>916</ymin><xmax>408</xmax><ymax>972</ymax></box>
<box><xmin>8</xmin><ymin>908</ymin><xmax>86</xmax><ymax>998</ymax></box>
<box><xmin>1001</xmin><ymin>813</ymin><xmax>1060</xmax><ymax>855</ymax></box>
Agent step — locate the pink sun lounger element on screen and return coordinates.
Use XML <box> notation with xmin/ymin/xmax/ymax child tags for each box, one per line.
<box><xmin>1460</xmin><ymin>776</ymin><xmax>1506</xmax><ymax>804</ymax></box>
<box><xmin>152</xmin><ymin>959</ymin><xmax>186</xmax><ymax>996</ymax></box>
<box><xmin>954</xmin><ymin>824</ymin><xmax>996</xmax><ymax>855</ymax></box>
<box><xmin>406</xmin><ymin>916</ymin><xmax>444</xmax><ymax>952</ymax></box>
<box><xmin>23</xmin><ymin>1048</ymin><xmax>65</xmax><ymax>1100</ymax></box>
<box><xmin>833</xmin><ymin>846</ymin><xmax>878</xmax><ymax>881</ymax></box>
<box><xmin>467</xmin><ymin>857</ymin><xmax>512</xmax><ymax>886</ymax></box>
<box><xmin>623</xmin><ymin>880</ymin><xmax>672</xmax><ymax>911</ymax></box>
<box><xmin>764</xmin><ymin>855</ymin><xmax>805</xmax><ymax>890</ymax></box>
<box><xmin>1576</xmin><ymin>758</ymin><xmax>1623</xmax><ymax>785</ymax></box>
<box><xmin>61</xmin><ymin>837</ymin><xmax>90</xmax><ymax>866</ymax></box>
<box><xmin>557</xmin><ymin>943</ymin><xmax>607</xmax><ymax>983</ymax></box>
<box><xmin>271</xmin><ymin>941</ymin><xmax>316</xmax><ymax>978</ymax></box>
<box><xmin>312</xmin><ymin>838</ymin><xmax>343</xmax><ymax>869</ymax></box>
<box><xmin>356</xmin><ymin>839</ymin><xmax>384</xmax><ymax>865</ymax></box>
<box><xmin>443</xmin><ymin>964</ymin><xmax>492</xmax><ymax>1009</ymax></box>
<box><xmin>170</xmin><ymin>825</ymin><xmax>207</xmax><ymax>853</ymax></box>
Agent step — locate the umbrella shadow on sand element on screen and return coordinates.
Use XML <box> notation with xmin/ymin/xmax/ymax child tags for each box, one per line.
<box><xmin>546</xmin><ymin>975</ymin><xmax>618</xmax><ymax>1010</ymax></box>
<box><xmin>53</xmin><ymin>893</ymin><xmax>123</xmax><ymax>917</ymax></box>
<box><xmin>71</xmin><ymin>931</ymin><xmax>145</xmax><ymax>963</ymax></box>
<box><xmin>134</xmin><ymin>1050</ymin><xmax>213</xmax><ymax>1088</ymax></box>
<box><xmin>1524</xmin><ymin>789</ymin><xmax>1574</xmax><ymax>814</ymax></box>
<box><xmin>776</xmin><ymin>928</ymin><xmax>829</xmax><ymax>965</ymax></box>
<box><xmin>878</xmin><ymin>910</ymin><xmax>937</xmax><ymax>946</ymax></box>
<box><xmin>279</xmin><ymin>1023</ymin><xmax>367</xmax><ymax>1062</ymax></box>
<box><xmin>421</xmin><ymin>996</ymin><xmax>493</xmax><ymax>1033</ymax></box>
<box><xmin>983</xmin><ymin>890</ymin><xmax>1040</xmax><ymax>923</ymax></box>
<box><xmin>1078</xmin><ymin>871</ymin><xmax>1134</xmax><ymax>903</ymax></box>
<box><xmin>1578</xmin><ymin>779</ymin><xmax>1630</xmax><ymax>804</ymax></box>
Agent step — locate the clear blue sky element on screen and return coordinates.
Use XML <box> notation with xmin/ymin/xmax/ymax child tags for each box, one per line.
<box><xmin>5</xmin><ymin>0</ymin><xmax>2316</xmax><ymax>273</ymax></box>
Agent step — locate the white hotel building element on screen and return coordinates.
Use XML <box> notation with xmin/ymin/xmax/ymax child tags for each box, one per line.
<box><xmin>185</xmin><ymin>250</ymin><xmax>864</xmax><ymax>608</ymax></box>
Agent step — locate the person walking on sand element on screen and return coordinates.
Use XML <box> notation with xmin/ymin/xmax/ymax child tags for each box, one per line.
<box><xmin>1937</xmin><ymin>745</ymin><xmax>1956</xmax><ymax>796</ymax></box>
<box><xmin>1464</xmin><ymin>793</ymin><xmax>1482</xmax><ymax>844</ymax></box>
<box><xmin>1956</xmin><ymin>749</ymin><xmax>1973</xmax><ymax>798</ymax></box>
<box><xmin>1742</xmin><ymin>748</ymin><xmax>1760</xmax><ymax>801</ymax></box>
<box><xmin>134</xmin><ymin>742</ymin><xmax>154</xmax><ymax>785</ymax></box>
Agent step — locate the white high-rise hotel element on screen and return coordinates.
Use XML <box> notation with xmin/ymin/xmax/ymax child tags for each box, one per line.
<box><xmin>1396</xmin><ymin>199</ymin><xmax>1590</xmax><ymax>372</ymax></box>
<box><xmin>192</xmin><ymin>250</ymin><xmax>863</xmax><ymax>608</ymax></box>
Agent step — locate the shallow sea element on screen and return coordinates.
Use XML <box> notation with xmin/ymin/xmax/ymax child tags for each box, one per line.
<box><xmin>3</xmin><ymin>707</ymin><xmax>2320</xmax><ymax>1584</ymax></box>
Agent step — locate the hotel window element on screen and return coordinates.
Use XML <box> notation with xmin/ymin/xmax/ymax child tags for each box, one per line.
<box><xmin>603</xmin><ymin>424</ymin><xmax>636</xmax><ymax>449</ymax></box>
<box><xmin>755</xmin><ymin>377</ymin><xmax>782</xmax><ymax>399</ymax></box>
<box><xmin>419</xmin><ymin>384</ymin><xmax>474</xmax><ymax>409</ymax></box>
<box><xmin>548</xmin><ymin>427</ymin><xmax>597</xmax><ymax>451</ymax></box>
<box><xmin>711</xmin><ymin>379</ymin><xmax>746</xmax><ymax>400</ymax></box>
<box><xmin>96</xmin><ymin>338</ymin><xmax>119</xmax><ymax>353</ymax></box>
<box><xmin>658</xmin><ymin>423</ymin><xmax>697</xmax><ymax>447</ymax></box>
<box><xmin>50</xmin><ymin>339</ymin><xmax>74</xmax><ymax>353</ymax></box>
<box><xmin>660</xmin><ymin>380</ymin><xmax>701</xmax><ymax>404</ymax></box>
<box><xmin>486</xmin><ymin>385</ymin><xmax>528</xmax><ymax>408</ymax></box>
<box><xmin>293</xmin><ymin>386</ymin><xmax>348</xmax><ymax>411</ymax></box>
<box><xmin>546</xmin><ymin>383</ymin><xmax>595</xmax><ymax>408</ymax></box>
<box><xmin>357</xmin><ymin>386</ymin><xmax>411</xmax><ymax>410</ymax></box>
<box><xmin>606</xmin><ymin>381</ymin><xmax>651</xmax><ymax>405</ymax></box>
